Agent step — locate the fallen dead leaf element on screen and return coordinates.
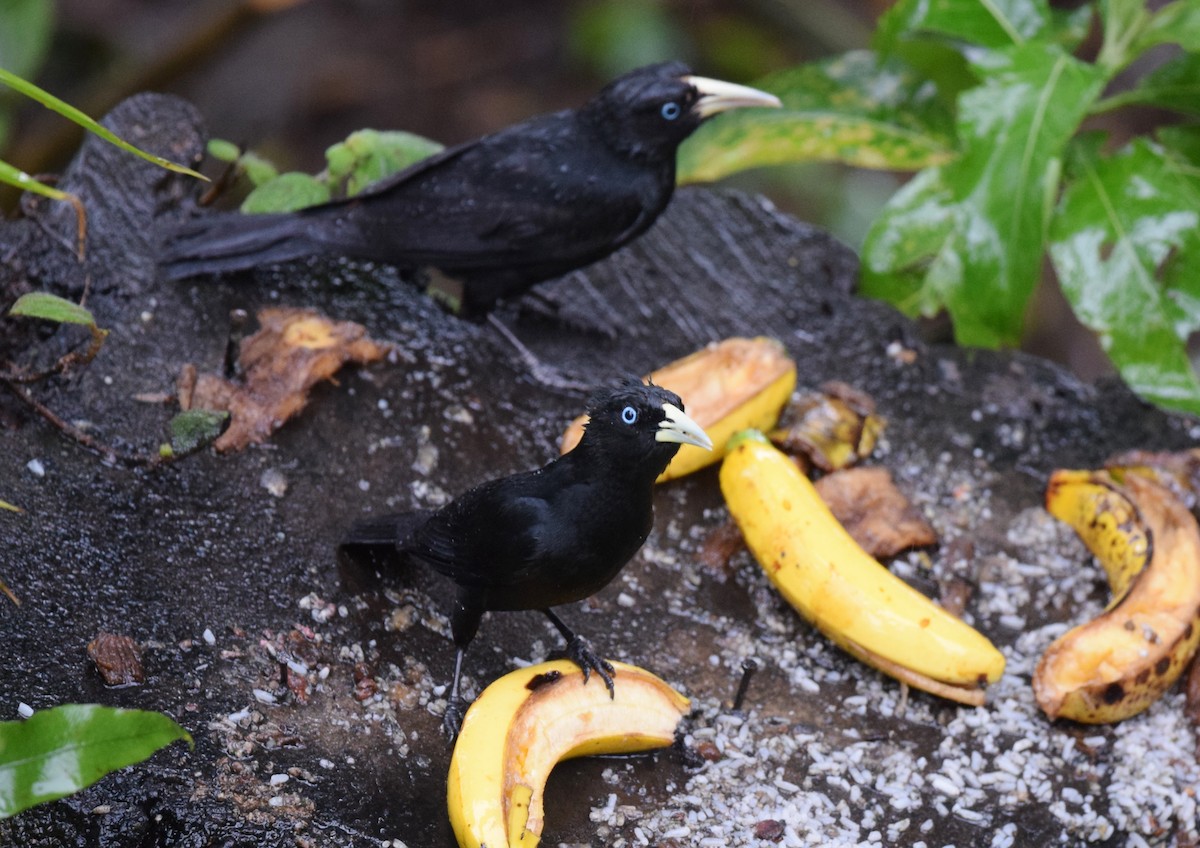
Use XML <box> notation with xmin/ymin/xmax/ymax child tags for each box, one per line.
<box><xmin>180</xmin><ymin>307</ymin><xmax>391</xmax><ymax>452</ymax></box>
<box><xmin>815</xmin><ymin>466</ymin><xmax>937</xmax><ymax>558</ymax></box>
<box><xmin>771</xmin><ymin>381</ymin><xmax>885</xmax><ymax>472</ymax></box>
<box><xmin>87</xmin><ymin>632</ymin><xmax>145</xmax><ymax>686</ymax></box>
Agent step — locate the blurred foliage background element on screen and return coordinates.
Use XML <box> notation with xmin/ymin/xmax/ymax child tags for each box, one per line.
<box><xmin>3</xmin><ymin>0</ymin><xmax>1185</xmax><ymax>393</ymax></box>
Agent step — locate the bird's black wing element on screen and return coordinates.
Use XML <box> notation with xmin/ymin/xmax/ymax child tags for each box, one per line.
<box><xmin>302</xmin><ymin>114</ymin><xmax>656</xmax><ymax>272</ymax></box>
<box><xmin>404</xmin><ymin>466</ymin><xmax>590</xmax><ymax>589</ymax></box>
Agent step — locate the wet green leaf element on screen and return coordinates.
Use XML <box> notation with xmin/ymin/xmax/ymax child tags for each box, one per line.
<box><xmin>1049</xmin><ymin>138</ymin><xmax>1200</xmax><ymax>414</ymax></box>
<box><xmin>0</xmin><ymin>704</ymin><xmax>192</xmax><ymax>818</ymax></box>
<box><xmin>0</xmin><ymin>68</ymin><xmax>206</xmax><ymax>182</ymax></box>
<box><xmin>167</xmin><ymin>409</ymin><xmax>229</xmax><ymax>455</ymax></box>
<box><xmin>678</xmin><ymin>52</ymin><xmax>956</xmax><ymax>184</ymax></box>
<box><xmin>874</xmin><ymin>0</ymin><xmax>1053</xmax><ymax>53</ymax></box>
<box><xmin>8</xmin><ymin>292</ymin><xmax>96</xmax><ymax>327</ymax></box>
<box><xmin>1158</xmin><ymin>125</ymin><xmax>1200</xmax><ymax>167</ymax></box>
<box><xmin>1098</xmin><ymin>52</ymin><xmax>1200</xmax><ymax>115</ymax></box>
<box><xmin>241</xmin><ymin>172</ymin><xmax>330</xmax><ymax>214</ymax></box>
<box><xmin>862</xmin><ymin>43</ymin><xmax>1107</xmax><ymax>347</ymax></box>
<box><xmin>324</xmin><ymin>129</ymin><xmax>443</xmax><ymax>197</ymax></box>
<box><xmin>1137</xmin><ymin>0</ymin><xmax>1200</xmax><ymax>52</ymax></box>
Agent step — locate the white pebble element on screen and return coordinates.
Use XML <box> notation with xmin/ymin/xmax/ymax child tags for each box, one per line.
<box><xmin>202</xmin><ymin>628</ymin><xmax>216</xmax><ymax>646</ymax></box>
<box><xmin>26</xmin><ymin>459</ymin><xmax>44</xmax><ymax>477</ymax></box>
<box><xmin>270</xmin><ymin>773</ymin><xmax>289</xmax><ymax>786</ymax></box>
<box><xmin>17</xmin><ymin>702</ymin><xmax>34</xmax><ymax>718</ymax></box>
<box><xmin>252</xmin><ymin>688</ymin><xmax>277</xmax><ymax>704</ymax></box>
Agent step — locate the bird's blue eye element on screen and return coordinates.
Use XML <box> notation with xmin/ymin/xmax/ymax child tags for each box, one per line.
<box><xmin>621</xmin><ymin>406</ymin><xmax>638</xmax><ymax>425</ymax></box>
<box><xmin>661</xmin><ymin>102</ymin><xmax>681</xmax><ymax>121</ymax></box>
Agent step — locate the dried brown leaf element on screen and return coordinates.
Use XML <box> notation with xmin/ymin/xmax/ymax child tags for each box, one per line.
<box><xmin>815</xmin><ymin>466</ymin><xmax>937</xmax><ymax>558</ymax></box>
<box><xmin>181</xmin><ymin>308</ymin><xmax>390</xmax><ymax>452</ymax></box>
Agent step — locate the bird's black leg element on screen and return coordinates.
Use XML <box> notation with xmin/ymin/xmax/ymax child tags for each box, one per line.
<box><xmin>486</xmin><ymin>314</ymin><xmax>591</xmax><ymax>393</ymax></box>
<box><xmin>443</xmin><ymin>599</ymin><xmax>484</xmax><ymax>742</ymax></box>
<box><xmin>442</xmin><ymin>647</ymin><xmax>468</xmax><ymax>742</ymax></box>
<box><xmin>542</xmin><ymin>608</ymin><xmax>615</xmax><ymax>698</ymax></box>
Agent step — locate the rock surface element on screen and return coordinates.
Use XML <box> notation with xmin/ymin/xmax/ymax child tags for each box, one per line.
<box><xmin>1</xmin><ymin>95</ymin><xmax>1197</xmax><ymax>847</ymax></box>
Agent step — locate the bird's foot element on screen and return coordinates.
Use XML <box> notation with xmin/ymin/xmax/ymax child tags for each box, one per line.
<box><xmin>566</xmin><ymin>635</ymin><xmax>616</xmax><ymax>699</ymax></box>
<box><xmin>486</xmin><ymin>314</ymin><xmax>592</xmax><ymax>393</ymax></box>
<box><xmin>442</xmin><ymin>698</ymin><xmax>467</xmax><ymax>744</ymax></box>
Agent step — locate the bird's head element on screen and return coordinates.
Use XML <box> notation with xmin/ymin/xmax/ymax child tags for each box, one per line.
<box><xmin>579</xmin><ymin>377</ymin><xmax>712</xmax><ymax>478</ymax></box>
<box><xmin>582</xmin><ymin>61</ymin><xmax>781</xmax><ymax>164</ymax></box>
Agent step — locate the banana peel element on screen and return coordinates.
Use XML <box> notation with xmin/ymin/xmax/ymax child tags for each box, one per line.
<box><xmin>446</xmin><ymin>659</ymin><xmax>689</xmax><ymax>848</ymax></box>
<box><xmin>561</xmin><ymin>337</ymin><xmax>796</xmax><ymax>481</ymax></box>
<box><xmin>1035</xmin><ymin>470</ymin><xmax>1200</xmax><ymax>723</ymax></box>
<box><xmin>720</xmin><ymin>430</ymin><xmax>1005</xmax><ymax>705</ymax></box>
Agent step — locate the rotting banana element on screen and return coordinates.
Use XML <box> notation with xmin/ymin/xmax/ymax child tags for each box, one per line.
<box><xmin>561</xmin><ymin>336</ymin><xmax>796</xmax><ymax>481</ymax></box>
<box><xmin>720</xmin><ymin>430</ymin><xmax>1005</xmax><ymax>706</ymax></box>
<box><xmin>446</xmin><ymin>659</ymin><xmax>689</xmax><ymax>848</ymax></box>
<box><xmin>1035</xmin><ymin>470</ymin><xmax>1200</xmax><ymax>723</ymax></box>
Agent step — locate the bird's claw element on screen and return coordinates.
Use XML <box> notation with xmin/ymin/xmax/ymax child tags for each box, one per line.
<box><xmin>566</xmin><ymin>635</ymin><xmax>616</xmax><ymax>699</ymax></box>
<box><xmin>442</xmin><ymin>698</ymin><xmax>467</xmax><ymax>744</ymax></box>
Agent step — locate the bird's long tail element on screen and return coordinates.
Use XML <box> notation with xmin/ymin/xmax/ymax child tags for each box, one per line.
<box><xmin>159</xmin><ymin>211</ymin><xmax>325</xmax><ymax>280</ymax></box>
<box><xmin>339</xmin><ymin>510</ymin><xmax>434</xmax><ymax>565</ymax></box>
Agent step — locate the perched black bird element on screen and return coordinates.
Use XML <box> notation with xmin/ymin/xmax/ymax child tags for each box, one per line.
<box><xmin>340</xmin><ymin>379</ymin><xmax>712</xmax><ymax>735</ymax></box>
<box><xmin>161</xmin><ymin>62</ymin><xmax>780</xmax><ymax>317</ymax></box>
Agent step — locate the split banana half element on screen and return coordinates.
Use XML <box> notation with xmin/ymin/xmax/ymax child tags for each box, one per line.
<box><xmin>446</xmin><ymin>659</ymin><xmax>689</xmax><ymax>848</ymax></box>
<box><xmin>1035</xmin><ymin>470</ymin><xmax>1200</xmax><ymax>723</ymax></box>
<box><xmin>720</xmin><ymin>430</ymin><xmax>1005</xmax><ymax>705</ymax></box>
<box><xmin>562</xmin><ymin>336</ymin><xmax>796</xmax><ymax>481</ymax></box>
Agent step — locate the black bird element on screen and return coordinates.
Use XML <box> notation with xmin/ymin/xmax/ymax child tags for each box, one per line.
<box><xmin>161</xmin><ymin>62</ymin><xmax>780</xmax><ymax>317</ymax></box>
<box><xmin>340</xmin><ymin>379</ymin><xmax>712</xmax><ymax>735</ymax></box>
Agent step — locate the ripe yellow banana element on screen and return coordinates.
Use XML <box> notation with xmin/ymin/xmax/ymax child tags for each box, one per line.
<box><xmin>446</xmin><ymin>659</ymin><xmax>689</xmax><ymax>848</ymax></box>
<box><xmin>720</xmin><ymin>430</ymin><xmax>1005</xmax><ymax>705</ymax></box>
<box><xmin>561</xmin><ymin>336</ymin><xmax>796</xmax><ymax>481</ymax></box>
<box><xmin>1035</xmin><ymin>470</ymin><xmax>1200</xmax><ymax>723</ymax></box>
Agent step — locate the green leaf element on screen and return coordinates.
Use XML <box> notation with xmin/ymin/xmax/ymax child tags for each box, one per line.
<box><xmin>1049</xmin><ymin>138</ymin><xmax>1200</xmax><ymax>414</ymax></box>
<box><xmin>568</xmin><ymin>0</ymin><xmax>690</xmax><ymax>80</ymax></box>
<box><xmin>677</xmin><ymin>52</ymin><xmax>956</xmax><ymax>184</ymax></box>
<box><xmin>874</xmin><ymin>0</ymin><xmax>1053</xmax><ymax>53</ymax></box>
<box><xmin>324</xmin><ymin>129</ymin><xmax>443</xmax><ymax>197</ymax></box>
<box><xmin>1137</xmin><ymin>0</ymin><xmax>1200</xmax><ymax>52</ymax></box>
<box><xmin>239</xmin><ymin>151</ymin><xmax>279</xmax><ymax>188</ymax></box>
<box><xmin>8</xmin><ymin>292</ymin><xmax>96</xmax><ymax>327</ymax></box>
<box><xmin>205</xmin><ymin>138</ymin><xmax>241</xmax><ymax>164</ymax></box>
<box><xmin>240</xmin><ymin>172</ymin><xmax>330</xmax><ymax>214</ymax></box>
<box><xmin>1158</xmin><ymin>125</ymin><xmax>1200</xmax><ymax>168</ymax></box>
<box><xmin>862</xmin><ymin>43</ymin><xmax>1108</xmax><ymax>346</ymax></box>
<box><xmin>0</xmin><ymin>0</ymin><xmax>54</xmax><ymax>82</ymax></box>
<box><xmin>167</xmin><ymin>409</ymin><xmax>229</xmax><ymax>455</ymax></box>
<box><xmin>0</xmin><ymin>68</ymin><xmax>207</xmax><ymax>182</ymax></box>
<box><xmin>1097</xmin><ymin>52</ymin><xmax>1200</xmax><ymax>115</ymax></box>
<box><xmin>0</xmin><ymin>704</ymin><xmax>192</xmax><ymax>818</ymax></box>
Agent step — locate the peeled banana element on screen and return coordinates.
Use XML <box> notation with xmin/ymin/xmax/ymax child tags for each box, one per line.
<box><xmin>720</xmin><ymin>430</ymin><xmax>1005</xmax><ymax>705</ymax></box>
<box><xmin>1035</xmin><ymin>470</ymin><xmax>1200</xmax><ymax>723</ymax></box>
<box><xmin>561</xmin><ymin>336</ymin><xmax>796</xmax><ymax>481</ymax></box>
<box><xmin>446</xmin><ymin>659</ymin><xmax>689</xmax><ymax>848</ymax></box>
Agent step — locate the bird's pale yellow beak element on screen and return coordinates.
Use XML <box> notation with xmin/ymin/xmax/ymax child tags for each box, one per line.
<box><xmin>656</xmin><ymin>403</ymin><xmax>713</xmax><ymax>451</ymax></box>
<box><xmin>683</xmin><ymin>76</ymin><xmax>782</xmax><ymax>119</ymax></box>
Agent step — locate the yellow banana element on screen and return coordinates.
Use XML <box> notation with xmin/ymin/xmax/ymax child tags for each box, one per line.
<box><xmin>1035</xmin><ymin>470</ymin><xmax>1200</xmax><ymax>723</ymax></box>
<box><xmin>446</xmin><ymin>660</ymin><xmax>689</xmax><ymax>848</ymax></box>
<box><xmin>561</xmin><ymin>337</ymin><xmax>796</xmax><ymax>481</ymax></box>
<box><xmin>720</xmin><ymin>430</ymin><xmax>1005</xmax><ymax>705</ymax></box>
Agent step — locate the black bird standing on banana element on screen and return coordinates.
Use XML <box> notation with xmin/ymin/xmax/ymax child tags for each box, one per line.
<box><xmin>161</xmin><ymin>62</ymin><xmax>780</xmax><ymax>317</ymax></box>
<box><xmin>340</xmin><ymin>379</ymin><xmax>712</xmax><ymax>737</ymax></box>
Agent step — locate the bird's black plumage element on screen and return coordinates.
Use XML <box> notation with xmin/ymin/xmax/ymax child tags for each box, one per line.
<box><xmin>161</xmin><ymin>62</ymin><xmax>779</xmax><ymax>317</ymax></box>
<box><xmin>340</xmin><ymin>379</ymin><xmax>712</xmax><ymax>735</ymax></box>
